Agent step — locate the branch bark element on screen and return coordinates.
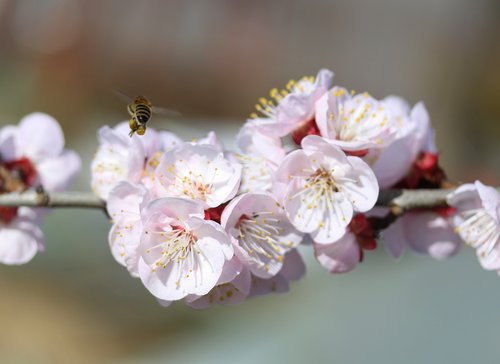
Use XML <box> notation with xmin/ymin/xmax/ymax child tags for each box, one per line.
<box><xmin>0</xmin><ymin>188</ymin><xmax>480</xmax><ymax>211</ymax></box>
<box><xmin>0</xmin><ymin>191</ymin><xmax>105</xmax><ymax>209</ymax></box>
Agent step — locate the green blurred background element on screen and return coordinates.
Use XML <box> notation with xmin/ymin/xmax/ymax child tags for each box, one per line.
<box><xmin>0</xmin><ymin>1</ymin><xmax>499</xmax><ymax>363</ymax></box>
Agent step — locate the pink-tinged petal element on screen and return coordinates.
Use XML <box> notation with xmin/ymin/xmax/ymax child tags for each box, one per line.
<box><xmin>279</xmin><ymin>249</ymin><xmax>306</xmax><ymax>281</ymax></box>
<box><xmin>98</xmin><ymin>124</ymin><xmax>129</xmax><ymax>147</ymax></box>
<box><xmin>285</xmin><ymin>181</ymin><xmax>353</xmax><ymax>239</ymax></box>
<box><xmin>158</xmin><ymin>130</ymin><xmax>183</xmax><ymax>151</ymax></box>
<box><xmin>186</xmin><ymin>267</ymin><xmax>251</xmax><ymax>309</ymax></box>
<box><xmin>189</xmin><ymin>217</ymin><xmax>233</xmax><ymax>260</ymax></box>
<box><xmin>139</xmin><ymin>227</ymin><xmax>227</xmax><ymax>301</ymax></box>
<box><xmin>475</xmin><ymin>181</ymin><xmax>500</xmax><ymax>223</ymax></box>
<box><xmin>369</xmin><ymin>137</ymin><xmax>414</xmax><ymax>189</ymax></box>
<box><xmin>301</xmin><ymin>135</ymin><xmax>349</xmax><ymax>163</ymax></box>
<box><xmin>157</xmin><ymin>299</ymin><xmax>172</xmax><ymax>307</ymax></box>
<box><xmin>477</xmin><ymin>242</ymin><xmax>500</xmax><ymax>271</ymax></box>
<box><xmin>403</xmin><ymin>212</ymin><xmax>462</xmax><ymax>260</ymax></box>
<box><xmin>0</xmin><ymin>126</ymin><xmax>18</xmax><ymax>161</ymax></box>
<box><xmin>0</xmin><ymin>220</ymin><xmax>43</xmax><ymax>265</ymax></box>
<box><xmin>197</xmin><ymin>131</ymin><xmax>224</xmax><ymax>151</ymax></box>
<box><xmin>382</xmin><ymin>219</ymin><xmax>406</xmax><ymax>259</ymax></box>
<box><xmin>141</xmin><ymin>197</ymin><xmax>204</xmax><ymax>225</ymax></box>
<box><xmin>107</xmin><ymin>182</ymin><xmax>148</xmax><ymax>275</ymax></box>
<box><xmin>107</xmin><ymin>181</ymin><xmax>148</xmax><ymax>218</ymax></box>
<box><xmin>343</xmin><ymin>156</ymin><xmax>379</xmax><ymax>212</ymax></box>
<box><xmin>155</xmin><ymin>143</ymin><xmax>241</xmax><ymax>208</ymax></box>
<box><xmin>410</xmin><ymin>102</ymin><xmax>436</xmax><ymax>154</ymax></box>
<box><xmin>248</xmin><ymin>273</ymin><xmax>290</xmax><ymax>297</ymax></box>
<box><xmin>314</xmin><ymin>232</ymin><xmax>360</xmax><ymax>273</ymax></box>
<box><xmin>217</xmin><ymin>255</ymin><xmax>244</xmax><ymax>285</ymax></box>
<box><xmin>36</xmin><ymin>150</ymin><xmax>81</xmax><ymax>192</ymax></box>
<box><xmin>447</xmin><ymin>183</ymin><xmax>481</xmax><ymax>216</ymax></box>
<box><xmin>16</xmin><ymin>113</ymin><xmax>64</xmax><ymax>160</ymax></box>
<box><xmin>222</xmin><ymin>192</ymin><xmax>303</xmax><ymax>278</ymax></box>
<box><xmin>274</xmin><ymin>150</ymin><xmax>313</xmax><ymax>182</ymax></box>
<box><xmin>314</xmin><ymin>68</ymin><xmax>334</xmax><ymax>88</ymax></box>
<box><xmin>315</xmin><ymin>92</ymin><xmax>334</xmax><ymax>139</ymax></box>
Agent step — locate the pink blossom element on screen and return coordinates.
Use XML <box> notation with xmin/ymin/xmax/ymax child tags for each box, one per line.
<box><xmin>221</xmin><ymin>192</ymin><xmax>304</xmax><ymax>278</ymax></box>
<box><xmin>315</xmin><ymin>88</ymin><xmax>398</xmax><ymax>154</ymax></box>
<box><xmin>154</xmin><ymin>143</ymin><xmax>241</xmax><ymax>208</ymax></box>
<box><xmin>185</xmin><ymin>256</ymin><xmax>251</xmax><ymax>309</ymax></box>
<box><xmin>275</xmin><ymin>135</ymin><xmax>379</xmax><ymax>244</ymax></box>
<box><xmin>248</xmin><ymin>249</ymin><xmax>306</xmax><ymax>297</ymax></box>
<box><xmin>314</xmin><ymin>214</ymin><xmax>377</xmax><ymax>273</ymax></box>
<box><xmin>0</xmin><ymin>113</ymin><xmax>80</xmax><ymax>264</ymax></box>
<box><xmin>107</xmin><ymin>181</ymin><xmax>150</xmax><ymax>276</ymax></box>
<box><xmin>138</xmin><ymin>197</ymin><xmax>233</xmax><ymax>301</ymax></box>
<box><xmin>367</xmin><ymin>100</ymin><xmax>437</xmax><ymax>188</ymax></box>
<box><xmin>383</xmin><ymin>210</ymin><xmax>461</xmax><ymax>260</ymax></box>
<box><xmin>448</xmin><ymin>181</ymin><xmax>500</xmax><ymax>270</ymax></box>
<box><xmin>0</xmin><ymin>207</ymin><xmax>44</xmax><ymax>265</ymax></box>
<box><xmin>249</xmin><ymin>69</ymin><xmax>333</xmax><ymax>138</ymax></box>
<box><xmin>231</xmin><ymin>122</ymin><xmax>285</xmax><ymax>194</ymax></box>
<box><xmin>91</xmin><ymin>122</ymin><xmax>182</xmax><ymax>199</ymax></box>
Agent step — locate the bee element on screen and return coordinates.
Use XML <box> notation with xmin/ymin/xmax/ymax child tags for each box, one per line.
<box><xmin>115</xmin><ymin>91</ymin><xmax>180</xmax><ymax>137</ymax></box>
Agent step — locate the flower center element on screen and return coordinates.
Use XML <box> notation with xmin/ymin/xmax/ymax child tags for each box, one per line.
<box><xmin>236</xmin><ymin>212</ymin><xmax>286</xmax><ymax>266</ymax></box>
<box><xmin>168</xmin><ymin>164</ymin><xmax>214</xmax><ymax>202</ymax></box>
<box><xmin>291</xmin><ymin>118</ymin><xmax>321</xmax><ymax>145</ymax></box>
<box><xmin>145</xmin><ymin>225</ymin><xmax>198</xmax><ymax>269</ymax></box>
<box><xmin>456</xmin><ymin>209</ymin><xmax>499</xmax><ymax>256</ymax></box>
<box><xmin>249</xmin><ymin>76</ymin><xmax>315</xmax><ymax>119</ymax></box>
<box><xmin>0</xmin><ymin>157</ymin><xmax>37</xmax><ymax>224</ymax></box>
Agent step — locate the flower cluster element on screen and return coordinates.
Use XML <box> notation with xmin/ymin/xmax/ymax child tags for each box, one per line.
<box><xmin>0</xmin><ymin>113</ymin><xmax>80</xmax><ymax>264</ymax></box>
<box><xmin>0</xmin><ymin>69</ymin><xmax>497</xmax><ymax>308</ymax></box>
<box><xmin>85</xmin><ymin>68</ymin><xmax>498</xmax><ymax>307</ymax></box>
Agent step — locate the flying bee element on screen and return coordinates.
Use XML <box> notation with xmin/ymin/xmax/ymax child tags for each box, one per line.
<box><xmin>115</xmin><ymin>91</ymin><xmax>180</xmax><ymax>137</ymax></box>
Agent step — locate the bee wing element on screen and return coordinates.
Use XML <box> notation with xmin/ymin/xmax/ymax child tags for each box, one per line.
<box><xmin>151</xmin><ymin>106</ymin><xmax>181</xmax><ymax>117</ymax></box>
<box><xmin>113</xmin><ymin>89</ymin><xmax>134</xmax><ymax>103</ymax></box>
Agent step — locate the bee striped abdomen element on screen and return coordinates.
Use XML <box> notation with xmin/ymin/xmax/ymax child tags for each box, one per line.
<box><xmin>134</xmin><ymin>103</ymin><xmax>152</xmax><ymax>124</ymax></box>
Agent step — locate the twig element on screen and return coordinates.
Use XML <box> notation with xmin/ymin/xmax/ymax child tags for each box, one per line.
<box><xmin>0</xmin><ymin>191</ymin><xmax>105</xmax><ymax>209</ymax></box>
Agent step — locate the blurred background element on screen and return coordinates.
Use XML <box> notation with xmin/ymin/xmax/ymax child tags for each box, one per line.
<box><xmin>0</xmin><ymin>0</ymin><xmax>499</xmax><ymax>363</ymax></box>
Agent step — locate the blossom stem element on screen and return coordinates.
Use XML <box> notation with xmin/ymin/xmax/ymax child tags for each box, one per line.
<box><xmin>0</xmin><ymin>188</ymin><xmax>498</xmax><ymax>211</ymax></box>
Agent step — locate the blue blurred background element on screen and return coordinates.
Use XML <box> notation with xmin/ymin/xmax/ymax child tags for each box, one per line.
<box><xmin>0</xmin><ymin>0</ymin><xmax>499</xmax><ymax>363</ymax></box>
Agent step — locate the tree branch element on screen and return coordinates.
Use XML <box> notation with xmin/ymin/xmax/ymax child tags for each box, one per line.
<box><xmin>0</xmin><ymin>191</ymin><xmax>105</xmax><ymax>209</ymax></box>
<box><xmin>0</xmin><ymin>188</ymin><xmax>497</xmax><ymax>212</ymax></box>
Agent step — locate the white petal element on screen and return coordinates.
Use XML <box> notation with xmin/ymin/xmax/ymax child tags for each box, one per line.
<box><xmin>16</xmin><ymin>113</ymin><xmax>64</xmax><ymax>161</ymax></box>
<box><xmin>382</xmin><ymin>219</ymin><xmax>406</xmax><ymax>259</ymax></box>
<box><xmin>36</xmin><ymin>150</ymin><xmax>81</xmax><ymax>192</ymax></box>
<box><xmin>475</xmin><ymin>181</ymin><xmax>500</xmax><ymax>222</ymax></box>
<box><xmin>314</xmin><ymin>232</ymin><xmax>360</xmax><ymax>273</ymax></box>
<box><xmin>343</xmin><ymin>156</ymin><xmax>379</xmax><ymax>212</ymax></box>
<box><xmin>404</xmin><ymin>212</ymin><xmax>462</xmax><ymax>260</ymax></box>
<box><xmin>0</xmin><ymin>220</ymin><xmax>43</xmax><ymax>265</ymax></box>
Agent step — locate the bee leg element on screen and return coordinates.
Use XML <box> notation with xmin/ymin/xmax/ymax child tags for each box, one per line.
<box><xmin>129</xmin><ymin>119</ymin><xmax>137</xmax><ymax>137</ymax></box>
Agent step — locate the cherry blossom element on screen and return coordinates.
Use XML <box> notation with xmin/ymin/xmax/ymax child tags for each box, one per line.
<box><xmin>107</xmin><ymin>181</ymin><xmax>150</xmax><ymax>276</ymax></box>
<box><xmin>138</xmin><ymin>197</ymin><xmax>233</xmax><ymax>301</ymax></box>
<box><xmin>231</xmin><ymin>122</ymin><xmax>285</xmax><ymax>194</ymax></box>
<box><xmin>249</xmin><ymin>69</ymin><xmax>333</xmax><ymax>139</ymax></box>
<box><xmin>0</xmin><ymin>113</ymin><xmax>80</xmax><ymax>264</ymax></box>
<box><xmin>314</xmin><ymin>214</ymin><xmax>377</xmax><ymax>273</ymax></box>
<box><xmin>448</xmin><ymin>181</ymin><xmax>500</xmax><ymax>271</ymax></box>
<box><xmin>383</xmin><ymin>210</ymin><xmax>462</xmax><ymax>261</ymax></box>
<box><xmin>368</xmin><ymin>100</ymin><xmax>437</xmax><ymax>188</ymax></box>
<box><xmin>185</xmin><ymin>256</ymin><xmax>251</xmax><ymax>309</ymax></box>
<box><xmin>221</xmin><ymin>192</ymin><xmax>304</xmax><ymax>278</ymax></box>
<box><xmin>315</xmin><ymin>88</ymin><xmax>398</xmax><ymax>154</ymax></box>
<box><xmin>248</xmin><ymin>249</ymin><xmax>306</xmax><ymax>297</ymax></box>
<box><xmin>91</xmin><ymin>122</ymin><xmax>182</xmax><ymax>199</ymax></box>
<box><xmin>154</xmin><ymin>142</ymin><xmax>241</xmax><ymax>208</ymax></box>
<box><xmin>275</xmin><ymin>135</ymin><xmax>379</xmax><ymax>244</ymax></box>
